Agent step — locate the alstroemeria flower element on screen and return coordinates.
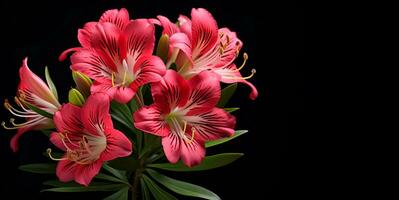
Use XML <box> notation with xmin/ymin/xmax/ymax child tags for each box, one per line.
<box><xmin>134</xmin><ymin>70</ymin><xmax>236</xmax><ymax>167</ymax></box>
<box><xmin>155</xmin><ymin>8</ymin><xmax>258</xmax><ymax>100</ymax></box>
<box><xmin>2</xmin><ymin>58</ymin><xmax>61</xmax><ymax>152</ymax></box>
<box><xmin>48</xmin><ymin>93</ymin><xmax>132</xmax><ymax>186</ymax></box>
<box><xmin>60</xmin><ymin>8</ymin><xmax>166</xmax><ymax>103</ymax></box>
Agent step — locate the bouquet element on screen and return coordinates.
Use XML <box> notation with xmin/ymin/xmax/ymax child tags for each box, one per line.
<box><xmin>2</xmin><ymin>8</ymin><xmax>257</xmax><ymax>200</ymax></box>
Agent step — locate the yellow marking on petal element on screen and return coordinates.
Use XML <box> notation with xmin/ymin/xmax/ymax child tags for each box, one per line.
<box><xmin>111</xmin><ymin>73</ymin><xmax>116</xmax><ymax>87</ymax></box>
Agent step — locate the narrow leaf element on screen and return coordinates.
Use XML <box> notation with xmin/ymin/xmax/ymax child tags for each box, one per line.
<box><xmin>140</xmin><ymin>178</ymin><xmax>151</xmax><ymax>200</ymax></box>
<box><xmin>205</xmin><ymin>130</ymin><xmax>248</xmax><ymax>148</ymax></box>
<box><xmin>43</xmin><ymin>180</ymin><xmax>109</xmax><ymax>187</ymax></box>
<box><xmin>148</xmin><ymin>153</ymin><xmax>243</xmax><ymax>172</ymax></box>
<box><xmin>95</xmin><ymin>173</ymin><xmax>130</xmax><ymax>185</ymax></box>
<box><xmin>23</xmin><ymin>100</ymin><xmax>53</xmax><ymax>118</ymax></box>
<box><xmin>223</xmin><ymin>107</ymin><xmax>240</xmax><ymax>113</ymax></box>
<box><xmin>68</xmin><ymin>88</ymin><xmax>85</xmax><ymax>106</ymax></box>
<box><xmin>19</xmin><ymin>163</ymin><xmax>55</xmax><ymax>174</ymax></box>
<box><xmin>146</xmin><ymin>169</ymin><xmax>220</xmax><ymax>200</ymax></box>
<box><xmin>42</xmin><ymin>184</ymin><xmax>126</xmax><ymax>192</ymax></box>
<box><xmin>45</xmin><ymin>66</ymin><xmax>58</xmax><ymax>100</ymax></box>
<box><xmin>217</xmin><ymin>83</ymin><xmax>237</xmax><ymax>107</ymax></box>
<box><xmin>103</xmin><ymin>164</ymin><xmax>128</xmax><ymax>182</ymax></box>
<box><xmin>142</xmin><ymin>174</ymin><xmax>177</xmax><ymax>200</ymax></box>
<box><xmin>103</xmin><ymin>187</ymin><xmax>129</xmax><ymax>200</ymax></box>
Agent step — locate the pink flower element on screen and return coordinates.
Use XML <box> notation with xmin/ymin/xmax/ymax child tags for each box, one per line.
<box><xmin>155</xmin><ymin>8</ymin><xmax>258</xmax><ymax>100</ymax></box>
<box><xmin>60</xmin><ymin>8</ymin><xmax>166</xmax><ymax>103</ymax></box>
<box><xmin>2</xmin><ymin>58</ymin><xmax>61</xmax><ymax>152</ymax></box>
<box><xmin>48</xmin><ymin>93</ymin><xmax>132</xmax><ymax>186</ymax></box>
<box><xmin>134</xmin><ymin>70</ymin><xmax>236</xmax><ymax>167</ymax></box>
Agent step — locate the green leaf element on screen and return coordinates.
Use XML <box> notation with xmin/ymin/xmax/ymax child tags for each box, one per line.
<box><xmin>217</xmin><ymin>83</ymin><xmax>237</xmax><ymax>107</ymax></box>
<box><xmin>23</xmin><ymin>100</ymin><xmax>53</xmax><ymax>118</ymax></box>
<box><xmin>110</xmin><ymin>101</ymin><xmax>137</xmax><ymax>133</ymax></box>
<box><xmin>205</xmin><ymin>130</ymin><xmax>248</xmax><ymax>148</ymax></box>
<box><xmin>103</xmin><ymin>164</ymin><xmax>129</xmax><ymax>182</ymax></box>
<box><xmin>43</xmin><ymin>180</ymin><xmax>109</xmax><ymax>187</ymax></box>
<box><xmin>148</xmin><ymin>153</ymin><xmax>243</xmax><ymax>172</ymax></box>
<box><xmin>42</xmin><ymin>184</ymin><xmax>126</xmax><ymax>192</ymax></box>
<box><xmin>41</xmin><ymin>129</ymin><xmax>52</xmax><ymax>137</ymax></box>
<box><xmin>140</xmin><ymin>178</ymin><xmax>151</xmax><ymax>200</ymax></box>
<box><xmin>127</xmin><ymin>98</ymin><xmax>139</xmax><ymax>113</ymax></box>
<box><xmin>146</xmin><ymin>169</ymin><xmax>220</xmax><ymax>200</ymax></box>
<box><xmin>68</xmin><ymin>88</ymin><xmax>85</xmax><ymax>106</ymax></box>
<box><xmin>103</xmin><ymin>187</ymin><xmax>129</xmax><ymax>200</ymax></box>
<box><xmin>45</xmin><ymin>66</ymin><xmax>58</xmax><ymax>100</ymax></box>
<box><xmin>95</xmin><ymin>173</ymin><xmax>130</xmax><ymax>185</ymax></box>
<box><xmin>19</xmin><ymin>163</ymin><xmax>55</xmax><ymax>174</ymax></box>
<box><xmin>156</xmin><ymin>34</ymin><xmax>170</xmax><ymax>63</ymax></box>
<box><xmin>142</xmin><ymin>174</ymin><xmax>177</xmax><ymax>200</ymax></box>
<box><xmin>223</xmin><ymin>107</ymin><xmax>240</xmax><ymax>113</ymax></box>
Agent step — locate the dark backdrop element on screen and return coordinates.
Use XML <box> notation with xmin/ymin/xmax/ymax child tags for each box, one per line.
<box><xmin>0</xmin><ymin>0</ymin><xmax>304</xmax><ymax>199</ymax></box>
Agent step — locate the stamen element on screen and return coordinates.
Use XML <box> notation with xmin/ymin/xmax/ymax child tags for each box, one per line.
<box><xmin>234</xmin><ymin>53</ymin><xmax>248</xmax><ymax>72</ymax></box>
<box><xmin>47</xmin><ymin>148</ymin><xmax>66</xmax><ymax>161</ymax></box>
<box><xmin>182</xmin><ymin>120</ymin><xmax>187</xmax><ymax>133</ymax></box>
<box><xmin>224</xmin><ymin>68</ymin><xmax>256</xmax><ymax>80</ymax></box>
<box><xmin>187</xmin><ymin>127</ymin><xmax>195</xmax><ymax>144</ymax></box>
<box><xmin>1</xmin><ymin>121</ymin><xmax>18</xmax><ymax>130</ymax></box>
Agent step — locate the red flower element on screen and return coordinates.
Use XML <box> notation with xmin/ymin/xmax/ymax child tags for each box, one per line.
<box><xmin>48</xmin><ymin>93</ymin><xmax>132</xmax><ymax>186</ymax></box>
<box><xmin>154</xmin><ymin>8</ymin><xmax>258</xmax><ymax>100</ymax></box>
<box><xmin>2</xmin><ymin>58</ymin><xmax>61</xmax><ymax>152</ymax></box>
<box><xmin>134</xmin><ymin>70</ymin><xmax>236</xmax><ymax>167</ymax></box>
<box><xmin>60</xmin><ymin>8</ymin><xmax>166</xmax><ymax>103</ymax></box>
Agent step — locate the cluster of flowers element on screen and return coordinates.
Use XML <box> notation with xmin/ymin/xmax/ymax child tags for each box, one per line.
<box><xmin>3</xmin><ymin>8</ymin><xmax>257</xmax><ymax>186</ymax></box>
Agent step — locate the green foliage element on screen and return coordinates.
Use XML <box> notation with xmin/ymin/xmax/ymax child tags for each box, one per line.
<box><xmin>217</xmin><ymin>83</ymin><xmax>237</xmax><ymax>107</ymax></box>
<box><xmin>205</xmin><ymin>130</ymin><xmax>248</xmax><ymax>148</ymax></box>
<box><xmin>146</xmin><ymin>169</ymin><xmax>220</xmax><ymax>200</ymax></box>
<box><xmin>45</xmin><ymin>66</ymin><xmax>58</xmax><ymax>100</ymax></box>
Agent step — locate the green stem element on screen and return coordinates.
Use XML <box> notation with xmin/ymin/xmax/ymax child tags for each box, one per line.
<box><xmin>131</xmin><ymin>168</ymin><xmax>143</xmax><ymax>200</ymax></box>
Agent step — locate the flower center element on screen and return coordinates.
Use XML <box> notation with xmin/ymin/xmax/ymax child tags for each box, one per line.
<box><xmin>47</xmin><ymin>131</ymin><xmax>107</xmax><ymax>165</ymax></box>
<box><xmin>165</xmin><ymin>110</ymin><xmax>195</xmax><ymax>143</ymax></box>
<box><xmin>112</xmin><ymin>59</ymin><xmax>135</xmax><ymax>87</ymax></box>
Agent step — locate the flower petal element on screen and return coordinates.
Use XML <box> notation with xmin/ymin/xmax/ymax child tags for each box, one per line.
<box><xmin>180</xmin><ymin>138</ymin><xmax>205</xmax><ymax>167</ymax></box>
<box><xmin>123</xmin><ymin>19</ymin><xmax>155</xmax><ymax>68</ymax></box>
<box><xmin>74</xmin><ymin>159</ymin><xmax>103</xmax><ymax>186</ymax></box>
<box><xmin>49</xmin><ymin>132</ymin><xmax>67</xmax><ymax>151</ymax></box>
<box><xmin>89</xmin><ymin>22</ymin><xmax>123</xmax><ymax>72</ymax></box>
<box><xmin>157</xmin><ymin>15</ymin><xmax>179</xmax><ymax>35</ymax></box>
<box><xmin>130</xmin><ymin>55</ymin><xmax>166</xmax><ymax>91</ymax></box>
<box><xmin>99</xmin><ymin>8</ymin><xmax>130</xmax><ymax>30</ymax></box>
<box><xmin>161</xmin><ymin>133</ymin><xmax>181</xmax><ymax>164</ymax></box>
<box><xmin>161</xmin><ymin>132</ymin><xmax>205</xmax><ymax>167</ymax></box>
<box><xmin>214</xmin><ymin>64</ymin><xmax>258</xmax><ymax>100</ymax></box>
<box><xmin>78</xmin><ymin>22</ymin><xmax>97</xmax><ymax>48</ymax></box>
<box><xmin>184</xmin><ymin>71</ymin><xmax>221</xmax><ymax>115</ymax></box>
<box><xmin>134</xmin><ymin>105</ymin><xmax>170</xmax><ymax>137</ymax></box>
<box><xmin>100</xmin><ymin>128</ymin><xmax>132</xmax><ymax>161</ymax></box>
<box><xmin>170</xmin><ymin>33</ymin><xmax>192</xmax><ymax>60</ymax></box>
<box><xmin>53</xmin><ymin>103</ymin><xmax>83</xmax><ymax>134</ymax></box>
<box><xmin>185</xmin><ymin>107</ymin><xmax>236</xmax><ymax>141</ymax></box>
<box><xmin>191</xmin><ymin>8</ymin><xmax>218</xmax><ymax>59</ymax></box>
<box><xmin>81</xmin><ymin>93</ymin><xmax>112</xmax><ymax>136</ymax></box>
<box><xmin>151</xmin><ymin>70</ymin><xmax>190</xmax><ymax>110</ymax></box>
<box><xmin>56</xmin><ymin>159</ymin><xmax>78</xmax><ymax>183</ymax></box>
<box><xmin>70</xmin><ymin>49</ymin><xmax>113</xmax><ymax>80</ymax></box>
<box><xmin>91</xmin><ymin>78</ymin><xmax>117</xmax><ymax>97</ymax></box>
<box><xmin>10</xmin><ymin>127</ymin><xmax>30</xmax><ymax>152</ymax></box>
<box><xmin>113</xmin><ymin>86</ymin><xmax>135</xmax><ymax>104</ymax></box>
<box><xmin>217</xmin><ymin>28</ymin><xmax>242</xmax><ymax>68</ymax></box>
<box><xmin>178</xmin><ymin>15</ymin><xmax>192</xmax><ymax>41</ymax></box>
<box><xmin>19</xmin><ymin>58</ymin><xmax>60</xmax><ymax>108</ymax></box>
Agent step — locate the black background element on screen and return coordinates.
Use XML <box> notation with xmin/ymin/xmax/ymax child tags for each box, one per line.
<box><xmin>0</xmin><ymin>0</ymin><xmax>304</xmax><ymax>199</ymax></box>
